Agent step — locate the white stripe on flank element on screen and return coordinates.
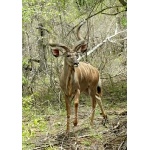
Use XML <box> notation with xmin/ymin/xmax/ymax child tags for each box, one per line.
<box><xmin>80</xmin><ymin>64</ymin><xmax>88</xmax><ymax>77</ymax></box>
<box><xmin>78</xmin><ymin>67</ymin><xmax>83</xmax><ymax>80</ymax></box>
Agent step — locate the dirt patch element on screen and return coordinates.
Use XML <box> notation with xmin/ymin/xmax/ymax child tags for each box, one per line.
<box><xmin>30</xmin><ymin>107</ymin><xmax>127</xmax><ymax>150</ymax></box>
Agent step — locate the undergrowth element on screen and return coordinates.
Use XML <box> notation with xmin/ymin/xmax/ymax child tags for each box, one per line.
<box><xmin>22</xmin><ymin>79</ymin><xmax>127</xmax><ymax>150</ymax></box>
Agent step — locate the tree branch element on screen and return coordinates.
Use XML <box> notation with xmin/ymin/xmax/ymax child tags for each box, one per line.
<box><xmin>101</xmin><ymin>9</ymin><xmax>126</xmax><ymax>16</ymax></box>
<box><xmin>36</xmin><ymin>26</ymin><xmax>50</xmax><ymax>34</ymax></box>
<box><xmin>87</xmin><ymin>5</ymin><xmax>125</xmax><ymax>20</ymax></box>
<box><xmin>78</xmin><ymin>29</ymin><xmax>127</xmax><ymax>61</ymax></box>
<box><xmin>118</xmin><ymin>0</ymin><xmax>127</xmax><ymax>6</ymax></box>
<box><xmin>66</xmin><ymin>5</ymin><xmax>125</xmax><ymax>37</ymax></box>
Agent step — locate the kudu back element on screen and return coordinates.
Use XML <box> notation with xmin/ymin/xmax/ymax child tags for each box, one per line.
<box><xmin>49</xmin><ymin>22</ymin><xmax>107</xmax><ymax>133</ymax></box>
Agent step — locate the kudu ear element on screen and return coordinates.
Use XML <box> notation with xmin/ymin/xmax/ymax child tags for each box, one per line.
<box><xmin>80</xmin><ymin>43</ymin><xmax>88</xmax><ymax>53</ymax></box>
<box><xmin>49</xmin><ymin>42</ymin><xmax>70</xmax><ymax>57</ymax></box>
<box><xmin>51</xmin><ymin>48</ymin><xmax>60</xmax><ymax>57</ymax></box>
<box><xmin>73</xmin><ymin>40</ymin><xmax>88</xmax><ymax>53</ymax></box>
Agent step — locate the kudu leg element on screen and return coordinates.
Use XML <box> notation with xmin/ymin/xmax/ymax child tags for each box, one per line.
<box><xmin>95</xmin><ymin>94</ymin><xmax>107</xmax><ymax>120</ymax></box>
<box><xmin>90</xmin><ymin>95</ymin><xmax>97</xmax><ymax>126</ymax></box>
<box><xmin>73</xmin><ymin>89</ymin><xmax>80</xmax><ymax>126</ymax></box>
<box><xmin>64</xmin><ymin>95</ymin><xmax>71</xmax><ymax>133</ymax></box>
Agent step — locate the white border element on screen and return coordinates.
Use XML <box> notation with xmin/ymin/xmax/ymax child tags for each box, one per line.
<box><xmin>128</xmin><ymin>1</ymin><xmax>150</xmax><ymax>149</ymax></box>
<box><xmin>0</xmin><ymin>0</ymin><xmax>150</xmax><ymax>150</ymax></box>
<box><xmin>0</xmin><ymin>0</ymin><xmax>22</xmax><ymax>149</ymax></box>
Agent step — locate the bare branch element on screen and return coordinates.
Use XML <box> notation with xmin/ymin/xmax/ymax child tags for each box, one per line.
<box><xmin>101</xmin><ymin>9</ymin><xmax>126</xmax><ymax>16</ymax></box>
<box><xmin>118</xmin><ymin>0</ymin><xmax>127</xmax><ymax>6</ymax></box>
<box><xmin>66</xmin><ymin>5</ymin><xmax>125</xmax><ymax>37</ymax></box>
<box><xmin>87</xmin><ymin>5</ymin><xmax>125</xmax><ymax>20</ymax></box>
<box><xmin>78</xmin><ymin>30</ymin><xmax>127</xmax><ymax>61</ymax></box>
<box><xmin>36</xmin><ymin>26</ymin><xmax>50</xmax><ymax>34</ymax></box>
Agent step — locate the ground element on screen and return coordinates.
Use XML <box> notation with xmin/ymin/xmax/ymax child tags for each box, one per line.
<box><xmin>22</xmin><ymin>93</ymin><xmax>127</xmax><ymax>150</ymax></box>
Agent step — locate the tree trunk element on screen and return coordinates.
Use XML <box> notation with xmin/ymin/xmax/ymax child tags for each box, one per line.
<box><xmin>38</xmin><ymin>23</ymin><xmax>47</xmax><ymax>72</ymax></box>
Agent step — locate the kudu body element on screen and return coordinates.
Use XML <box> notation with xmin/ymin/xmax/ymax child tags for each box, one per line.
<box><xmin>50</xmin><ymin>22</ymin><xmax>107</xmax><ymax>133</ymax></box>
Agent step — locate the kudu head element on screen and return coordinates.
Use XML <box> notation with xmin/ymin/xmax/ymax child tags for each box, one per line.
<box><xmin>49</xmin><ymin>22</ymin><xmax>87</xmax><ymax>67</ymax></box>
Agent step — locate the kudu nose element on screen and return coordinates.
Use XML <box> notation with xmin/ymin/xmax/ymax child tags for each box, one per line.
<box><xmin>74</xmin><ymin>58</ymin><xmax>79</xmax><ymax>67</ymax></box>
<box><xmin>74</xmin><ymin>63</ymin><xmax>79</xmax><ymax>67</ymax></box>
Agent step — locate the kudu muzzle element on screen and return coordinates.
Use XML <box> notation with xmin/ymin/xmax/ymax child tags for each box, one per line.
<box><xmin>73</xmin><ymin>57</ymin><xmax>79</xmax><ymax>67</ymax></box>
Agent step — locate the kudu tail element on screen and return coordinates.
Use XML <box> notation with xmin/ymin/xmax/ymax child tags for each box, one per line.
<box><xmin>97</xmin><ymin>78</ymin><xmax>102</xmax><ymax>96</ymax></box>
<box><xmin>96</xmin><ymin>78</ymin><xmax>107</xmax><ymax>122</ymax></box>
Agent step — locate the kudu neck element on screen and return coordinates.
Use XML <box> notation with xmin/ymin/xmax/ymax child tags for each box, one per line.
<box><xmin>64</xmin><ymin>57</ymin><xmax>75</xmax><ymax>74</ymax></box>
<box><xmin>63</xmin><ymin>57</ymin><xmax>76</xmax><ymax>95</ymax></box>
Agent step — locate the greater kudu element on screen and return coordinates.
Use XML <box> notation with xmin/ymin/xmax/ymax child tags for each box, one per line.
<box><xmin>49</xmin><ymin>22</ymin><xmax>107</xmax><ymax>133</ymax></box>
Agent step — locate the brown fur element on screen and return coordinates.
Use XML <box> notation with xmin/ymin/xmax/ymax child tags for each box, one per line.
<box><xmin>60</xmin><ymin>57</ymin><xmax>107</xmax><ymax>133</ymax></box>
<box><xmin>50</xmin><ymin>22</ymin><xmax>107</xmax><ymax>133</ymax></box>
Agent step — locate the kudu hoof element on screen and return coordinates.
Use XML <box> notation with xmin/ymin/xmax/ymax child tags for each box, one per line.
<box><xmin>73</xmin><ymin>120</ymin><xmax>78</xmax><ymax>126</ymax></box>
<box><xmin>102</xmin><ymin>115</ymin><xmax>108</xmax><ymax>126</ymax></box>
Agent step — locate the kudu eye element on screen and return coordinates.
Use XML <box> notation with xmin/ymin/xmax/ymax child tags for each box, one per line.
<box><xmin>66</xmin><ymin>54</ymin><xmax>71</xmax><ymax>57</ymax></box>
<box><xmin>76</xmin><ymin>53</ymin><xmax>79</xmax><ymax>57</ymax></box>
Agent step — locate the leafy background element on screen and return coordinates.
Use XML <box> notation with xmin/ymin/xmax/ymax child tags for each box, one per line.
<box><xmin>22</xmin><ymin>0</ymin><xmax>127</xmax><ymax>149</ymax></box>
